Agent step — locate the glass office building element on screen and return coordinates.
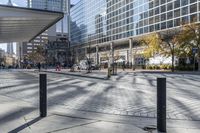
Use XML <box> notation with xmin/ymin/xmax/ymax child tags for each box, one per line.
<box><xmin>71</xmin><ymin>0</ymin><xmax>200</xmax><ymax>46</ymax></box>
<box><xmin>28</xmin><ymin>0</ymin><xmax>70</xmax><ymax>34</ymax></box>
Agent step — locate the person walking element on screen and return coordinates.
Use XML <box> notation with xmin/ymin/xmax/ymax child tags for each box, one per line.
<box><xmin>122</xmin><ymin>61</ymin><xmax>125</xmax><ymax>71</ymax></box>
<box><xmin>38</xmin><ymin>62</ymin><xmax>41</xmax><ymax>71</ymax></box>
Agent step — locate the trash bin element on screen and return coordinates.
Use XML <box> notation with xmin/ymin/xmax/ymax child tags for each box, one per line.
<box><xmin>111</xmin><ymin>63</ymin><xmax>117</xmax><ymax>75</ymax></box>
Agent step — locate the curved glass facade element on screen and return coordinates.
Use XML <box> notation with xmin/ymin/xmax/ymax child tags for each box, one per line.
<box><xmin>70</xmin><ymin>0</ymin><xmax>200</xmax><ymax>46</ymax></box>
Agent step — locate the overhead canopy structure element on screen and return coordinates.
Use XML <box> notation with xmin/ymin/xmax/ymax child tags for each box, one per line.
<box><xmin>0</xmin><ymin>5</ymin><xmax>64</xmax><ymax>43</ymax></box>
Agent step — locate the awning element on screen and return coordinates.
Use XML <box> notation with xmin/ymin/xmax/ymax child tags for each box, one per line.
<box><xmin>0</xmin><ymin>5</ymin><xmax>64</xmax><ymax>43</ymax></box>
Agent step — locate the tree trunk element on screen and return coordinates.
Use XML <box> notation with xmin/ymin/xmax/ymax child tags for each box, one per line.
<box><xmin>172</xmin><ymin>53</ymin><xmax>175</xmax><ymax>72</ymax></box>
<box><xmin>198</xmin><ymin>57</ymin><xmax>200</xmax><ymax>71</ymax></box>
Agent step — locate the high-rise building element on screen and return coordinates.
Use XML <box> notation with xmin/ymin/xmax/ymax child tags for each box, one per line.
<box><xmin>7</xmin><ymin>43</ymin><xmax>14</xmax><ymax>55</ymax></box>
<box><xmin>27</xmin><ymin>0</ymin><xmax>70</xmax><ymax>35</ymax></box>
<box><xmin>70</xmin><ymin>0</ymin><xmax>200</xmax><ymax>65</ymax></box>
<box><xmin>7</xmin><ymin>0</ymin><xmax>13</xmax><ymax>6</ymax></box>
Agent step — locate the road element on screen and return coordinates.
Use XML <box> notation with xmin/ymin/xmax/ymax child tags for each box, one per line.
<box><xmin>0</xmin><ymin>70</ymin><xmax>200</xmax><ymax>121</ymax></box>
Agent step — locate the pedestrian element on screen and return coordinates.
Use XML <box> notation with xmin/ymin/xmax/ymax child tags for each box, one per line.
<box><xmin>38</xmin><ymin>62</ymin><xmax>41</xmax><ymax>72</ymax></box>
<box><xmin>122</xmin><ymin>61</ymin><xmax>125</xmax><ymax>71</ymax></box>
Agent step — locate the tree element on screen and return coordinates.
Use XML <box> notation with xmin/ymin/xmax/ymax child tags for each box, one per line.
<box><xmin>27</xmin><ymin>45</ymin><xmax>45</xmax><ymax>64</ymax></box>
<box><xmin>139</xmin><ymin>29</ymin><xmax>181</xmax><ymax>72</ymax></box>
<box><xmin>177</xmin><ymin>23</ymin><xmax>200</xmax><ymax>71</ymax></box>
<box><xmin>139</xmin><ymin>33</ymin><xmax>161</xmax><ymax>58</ymax></box>
<box><xmin>157</xmin><ymin>29</ymin><xmax>181</xmax><ymax>72</ymax></box>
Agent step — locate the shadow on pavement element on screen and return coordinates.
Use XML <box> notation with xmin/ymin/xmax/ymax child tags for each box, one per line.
<box><xmin>8</xmin><ymin>117</ymin><xmax>42</xmax><ymax>133</ymax></box>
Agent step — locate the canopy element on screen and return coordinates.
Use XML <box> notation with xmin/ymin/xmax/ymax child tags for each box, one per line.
<box><xmin>0</xmin><ymin>5</ymin><xmax>63</xmax><ymax>43</ymax></box>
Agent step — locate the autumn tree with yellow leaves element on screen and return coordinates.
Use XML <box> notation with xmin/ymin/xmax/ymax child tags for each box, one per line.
<box><xmin>139</xmin><ymin>29</ymin><xmax>181</xmax><ymax>72</ymax></box>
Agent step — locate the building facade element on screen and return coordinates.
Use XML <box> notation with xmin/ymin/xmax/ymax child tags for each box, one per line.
<box><xmin>70</xmin><ymin>0</ymin><xmax>200</xmax><ymax>66</ymax></box>
<box><xmin>7</xmin><ymin>43</ymin><xmax>14</xmax><ymax>55</ymax></box>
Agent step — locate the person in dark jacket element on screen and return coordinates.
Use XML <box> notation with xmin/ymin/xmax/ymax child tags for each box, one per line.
<box><xmin>38</xmin><ymin>62</ymin><xmax>41</xmax><ymax>72</ymax></box>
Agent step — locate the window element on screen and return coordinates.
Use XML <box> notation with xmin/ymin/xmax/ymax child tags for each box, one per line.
<box><xmin>154</xmin><ymin>0</ymin><xmax>159</xmax><ymax>7</ymax></box>
<box><xmin>181</xmin><ymin>0</ymin><xmax>188</xmax><ymax>6</ymax></box>
<box><xmin>161</xmin><ymin>13</ymin><xmax>166</xmax><ymax>21</ymax></box>
<box><xmin>149</xmin><ymin>25</ymin><xmax>154</xmax><ymax>32</ymax></box>
<box><xmin>161</xmin><ymin>0</ymin><xmax>166</xmax><ymax>5</ymax></box>
<box><xmin>161</xmin><ymin>5</ymin><xmax>166</xmax><ymax>13</ymax></box>
<box><xmin>174</xmin><ymin>9</ymin><xmax>180</xmax><ymax>18</ymax></box>
<box><xmin>190</xmin><ymin>0</ymin><xmax>197</xmax><ymax>4</ymax></box>
<box><xmin>155</xmin><ymin>7</ymin><xmax>160</xmax><ymax>15</ymax></box>
<box><xmin>190</xmin><ymin>4</ymin><xmax>197</xmax><ymax>13</ymax></box>
<box><xmin>167</xmin><ymin>2</ymin><xmax>173</xmax><ymax>11</ymax></box>
<box><xmin>174</xmin><ymin>18</ymin><xmax>180</xmax><ymax>26</ymax></box>
<box><xmin>167</xmin><ymin>11</ymin><xmax>173</xmax><ymax>19</ymax></box>
<box><xmin>155</xmin><ymin>23</ymin><xmax>160</xmax><ymax>30</ymax></box>
<box><xmin>181</xmin><ymin>6</ymin><xmax>188</xmax><ymax>15</ymax></box>
<box><xmin>190</xmin><ymin>14</ymin><xmax>197</xmax><ymax>22</ymax></box>
<box><xmin>174</xmin><ymin>0</ymin><xmax>180</xmax><ymax>9</ymax></box>
<box><xmin>182</xmin><ymin>16</ymin><xmax>189</xmax><ymax>24</ymax></box>
<box><xmin>161</xmin><ymin>22</ymin><xmax>166</xmax><ymax>29</ymax></box>
<box><xmin>155</xmin><ymin>15</ymin><xmax>160</xmax><ymax>22</ymax></box>
<box><xmin>167</xmin><ymin>20</ymin><xmax>173</xmax><ymax>28</ymax></box>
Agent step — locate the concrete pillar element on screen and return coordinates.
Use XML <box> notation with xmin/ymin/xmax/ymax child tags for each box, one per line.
<box><xmin>109</xmin><ymin>42</ymin><xmax>114</xmax><ymax>67</ymax></box>
<box><xmin>129</xmin><ymin>38</ymin><xmax>133</xmax><ymax>66</ymax></box>
<box><xmin>96</xmin><ymin>45</ymin><xmax>99</xmax><ymax>65</ymax></box>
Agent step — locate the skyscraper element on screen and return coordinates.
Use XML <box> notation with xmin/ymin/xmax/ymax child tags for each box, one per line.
<box><xmin>27</xmin><ymin>0</ymin><xmax>70</xmax><ymax>36</ymax></box>
<box><xmin>7</xmin><ymin>0</ymin><xmax>12</xmax><ymax>6</ymax></box>
<box><xmin>7</xmin><ymin>43</ymin><xmax>14</xmax><ymax>55</ymax></box>
<box><xmin>70</xmin><ymin>0</ymin><xmax>200</xmax><ymax>65</ymax></box>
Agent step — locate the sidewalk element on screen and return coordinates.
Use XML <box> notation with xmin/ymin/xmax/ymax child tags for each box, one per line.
<box><xmin>1</xmin><ymin>95</ymin><xmax>200</xmax><ymax>133</ymax></box>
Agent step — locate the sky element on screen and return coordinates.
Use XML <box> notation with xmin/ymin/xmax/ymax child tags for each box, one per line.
<box><xmin>0</xmin><ymin>0</ymin><xmax>79</xmax><ymax>53</ymax></box>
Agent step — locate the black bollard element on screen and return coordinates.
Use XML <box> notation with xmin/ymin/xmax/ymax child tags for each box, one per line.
<box><xmin>157</xmin><ymin>78</ymin><xmax>166</xmax><ymax>132</ymax></box>
<box><xmin>40</xmin><ymin>73</ymin><xmax>47</xmax><ymax>117</ymax></box>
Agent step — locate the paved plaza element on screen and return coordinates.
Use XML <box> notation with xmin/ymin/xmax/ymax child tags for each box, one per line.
<box><xmin>0</xmin><ymin>70</ymin><xmax>200</xmax><ymax>132</ymax></box>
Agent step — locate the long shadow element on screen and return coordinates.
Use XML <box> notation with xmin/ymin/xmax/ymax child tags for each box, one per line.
<box><xmin>116</xmin><ymin>75</ymin><xmax>124</xmax><ymax>81</ymax></box>
<box><xmin>69</xmin><ymin>85</ymin><xmax>114</xmax><ymax>113</ymax></box>
<box><xmin>88</xmin><ymin>82</ymin><xmax>96</xmax><ymax>87</ymax></box>
<box><xmin>0</xmin><ymin>84</ymin><xmax>24</xmax><ymax>90</ymax></box>
<box><xmin>0</xmin><ymin>107</ymin><xmax>36</xmax><ymax>125</ymax></box>
<box><xmin>169</xmin><ymin>98</ymin><xmax>200</xmax><ymax>120</ymax></box>
<box><xmin>8</xmin><ymin>117</ymin><xmax>42</xmax><ymax>133</ymax></box>
<box><xmin>47</xmin><ymin>85</ymin><xmax>89</xmax><ymax>107</ymax></box>
<box><xmin>4</xmin><ymin>79</ymin><xmax>86</xmax><ymax>104</ymax></box>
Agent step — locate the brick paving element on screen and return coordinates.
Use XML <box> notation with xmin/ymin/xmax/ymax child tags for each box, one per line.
<box><xmin>0</xmin><ymin>71</ymin><xmax>200</xmax><ymax>121</ymax></box>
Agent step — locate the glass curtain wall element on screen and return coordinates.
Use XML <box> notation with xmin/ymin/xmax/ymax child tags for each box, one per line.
<box><xmin>70</xmin><ymin>0</ymin><xmax>200</xmax><ymax>46</ymax></box>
